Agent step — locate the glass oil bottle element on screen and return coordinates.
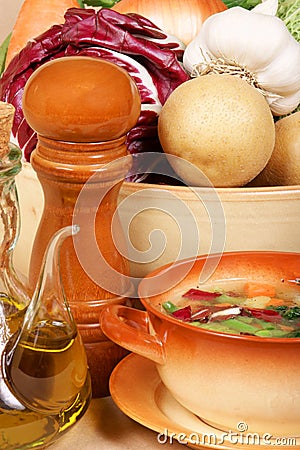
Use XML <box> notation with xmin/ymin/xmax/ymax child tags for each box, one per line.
<box><xmin>0</xmin><ymin>101</ymin><xmax>91</xmax><ymax>449</ymax></box>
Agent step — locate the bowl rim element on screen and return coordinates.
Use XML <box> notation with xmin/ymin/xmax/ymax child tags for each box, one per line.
<box><xmin>121</xmin><ymin>181</ymin><xmax>300</xmax><ymax>204</ymax></box>
<box><xmin>138</xmin><ymin>250</ymin><xmax>300</xmax><ymax>344</ymax></box>
<box><xmin>18</xmin><ymin>160</ymin><xmax>300</xmax><ymax>202</ymax></box>
<box><xmin>20</xmin><ymin>163</ymin><xmax>300</xmax><ymax>197</ymax></box>
<box><xmin>122</xmin><ymin>180</ymin><xmax>300</xmax><ymax>197</ymax></box>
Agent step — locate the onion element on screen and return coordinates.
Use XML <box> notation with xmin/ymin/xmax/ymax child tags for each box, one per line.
<box><xmin>112</xmin><ymin>0</ymin><xmax>227</xmax><ymax>45</ymax></box>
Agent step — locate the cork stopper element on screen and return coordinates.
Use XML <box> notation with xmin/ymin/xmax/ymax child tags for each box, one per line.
<box><xmin>0</xmin><ymin>102</ymin><xmax>14</xmax><ymax>159</ymax></box>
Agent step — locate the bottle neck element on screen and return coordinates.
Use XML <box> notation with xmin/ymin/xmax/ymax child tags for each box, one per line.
<box><xmin>0</xmin><ymin>143</ymin><xmax>22</xmax><ymax>256</ymax></box>
<box><xmin>0</xmin><ymin>144</ymin><xmax>29</xmax><ymax>308</ymax></box>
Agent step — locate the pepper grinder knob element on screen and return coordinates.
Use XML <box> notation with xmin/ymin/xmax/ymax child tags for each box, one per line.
<box><xmin>22</xmin><ymin>56</ymin><xmax>141</xmax><ymax>143</ymax></box>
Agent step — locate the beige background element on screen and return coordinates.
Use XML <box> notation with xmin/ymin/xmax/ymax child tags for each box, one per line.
<box><xmin>0</xmin><ymin>0</ymin><xmax>23</xmax><ymax>42</ymax></box>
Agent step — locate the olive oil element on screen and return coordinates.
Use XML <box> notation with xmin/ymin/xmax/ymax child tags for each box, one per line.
<box><xmin>0</xmin><ymin>314</ymin><xmax>91</xmax><ymax>449</ymax></box>
<box><xmin>0</xmin><ymin>294</ymin><xmax>25</xmax><ymax>338</ymax></box>
<box><xmin>0</xmin><ymin>410</ymin><xmax>60</xmax><ymax>449</ymax></box>
<box><xmin>0</xmin><ymin>230</ymin><xmax>92</xmax><ymax>449</ymax></box>
<box><xmin>0</xmin><ymin>376</ymin><xmax>91</xmax><ymax>450</ymax></box>
<box><xmin>3</xmin><ymin>320</ymin><xmax>89</xmax><ymax>414</ymax></box>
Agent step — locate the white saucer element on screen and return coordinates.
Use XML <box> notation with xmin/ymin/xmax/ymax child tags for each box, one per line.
<box><xmin>109</xmin><ymin>353</ymin><xmax>300</xmax><ymax>450</ymax></box>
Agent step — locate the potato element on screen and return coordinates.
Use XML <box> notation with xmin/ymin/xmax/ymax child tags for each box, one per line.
<box><xmin>250</xmin><ymin>111</ymin><xmax>300</xmax><ymax>186</ymax></box>
<box><xmin>158</xmin><ymin>74</ymin><xmax>275</xmax><ymax>187</ymax></box>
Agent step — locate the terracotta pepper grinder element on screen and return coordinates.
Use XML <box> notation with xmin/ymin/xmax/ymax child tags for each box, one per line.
<box><xmin>23</xmin><ymin>56</ymin><xmax>141</xmax><ymax>302</ymax></box>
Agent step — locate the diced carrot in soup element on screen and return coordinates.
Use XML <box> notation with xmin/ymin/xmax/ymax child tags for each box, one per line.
<box><xmin>265</xmin><ymin>298</ymin><xmax>285</xmax><ymax>307</ymax></box>
<box><xmin>244</xmin><ymin>282</ymin><xmax>276</xmax><ymax>298</ymax></box>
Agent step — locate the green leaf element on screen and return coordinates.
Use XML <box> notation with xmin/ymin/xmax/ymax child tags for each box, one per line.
<box><xmin>222</xmin><ymin>0</ymin><xmax>260</xmax><ymax>9</ymax></box>
<box><xmin>268</xmin><ymin>305</ymin><xmax>300</xmax><ymax>320</ymax></box>
<box><xmin>277</xmin><ymin>0</ymin><xmax>300</xmax><ymax>43</ymax></box>
<box><xmin>83</xmin><ymin>0</ymin><xmax>120</xmax><ymax>6</ymax></box>
<box><xmin>162</xmin><ymin>301</ymin><xmax>178</xmax><ymax>313</ymax></box>
<box><xmin>285</xmin><ymin>329</ymin><xmax>300</xmax><ymax>338</ymax></box>
<box><xmin>0</xmin><ymin>33</ymin><xmax>11</xmax><ymax>76</ymax></box>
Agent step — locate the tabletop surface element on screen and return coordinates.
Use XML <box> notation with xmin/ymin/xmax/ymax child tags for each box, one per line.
<box><xmin>52</xmin><ymin>396</ymin><xmax>183</xmax><ymax>450</ymax></box>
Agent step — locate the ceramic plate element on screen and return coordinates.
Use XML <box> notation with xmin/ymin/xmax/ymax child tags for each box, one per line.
<box><xmin>109</xmin><ymin>353</ymin><xmax>300</xmax><ymax>450</ymax></box>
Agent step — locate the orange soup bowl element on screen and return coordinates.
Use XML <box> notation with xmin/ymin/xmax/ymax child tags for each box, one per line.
<box><xmin>101</xmin><ymin>251</ymin><xmax>300</xmax><ymax>438</ymax></box>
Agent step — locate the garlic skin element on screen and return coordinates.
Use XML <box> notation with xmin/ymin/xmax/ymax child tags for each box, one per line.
<box><xmin>183</xmin><ymin>2</ymin><xmax>300</xmax><ymax>115</ymax></box>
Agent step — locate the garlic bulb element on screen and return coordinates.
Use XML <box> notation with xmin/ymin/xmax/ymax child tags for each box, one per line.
<box><xmin>183</xmin><ymin>0</ymin><xmax>300</xmax><ymax>115</ymax></box>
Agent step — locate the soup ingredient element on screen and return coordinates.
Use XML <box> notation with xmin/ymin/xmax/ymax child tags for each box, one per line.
<box><xmin>242</xmin><ymin>296</ymin><xmax>275</xmax><ymax>309</ymax></box>
<box><xmin>265</xmin><ymin>298</ymin><xmax>285</xmax><ymax>306</ymax></box>
<box><xmin>172</xmin><ymin>305</ymin><xmax>192</xmax><ymax>321</ymax></box>
<box><xmin>183</xmin><ymin>0</ymin><xmax>300</xmax><ymax>116</ymax></box>
<box><xmin>183</xmin><ymin>288</ymin><xmax>222</xmax><ymax>300</ymax></box>
<box><xmin>246</xmin><ymin>307</ymin><xmax>283</xmax><ymax>322</ymax></box>
<box><xmin>0</xmin><ymin>8</ymin><xmax>188</xmax><ymax>172</ymax></box>
<box><xmin>161</xmin><ymin>284</ymin><xmax>300</xmax><ymax>337</ymax></box>
<box><xmin>288</xmin><ymin>277</ymin><xmax>300</xmax><ymax>285</ymax></box>
<box><xmin>244</xmin><ymin>281</ymin><xmax>276</xmax><ymax>297</ymax></box>
<box><xmin>4</xmin><ymin>0</ymin><xmax>81</xmax><ymax>68</ymax></box>
<box><xmin>270</xmin><ymin>305</ymin><xmax>300</xmax><ymax>320</ymax></box>
<box><xmin>112</xmin><ymin>0</ymin><xmax>228</xmax><ymax>45</ymax></box>
<box><xmin>249</xmin><ymin>112</ymin><xmax>300</xmax><ymax>186</ymax></box>
<box><xmin>161</xmin><ymin>301</ymin><xmax>178</xmax><ymax>313</ymax></box>
<box><xmin>158</xmin><ymin>74</ymin><xmax>275</xmax><ymax>187</ymax></box>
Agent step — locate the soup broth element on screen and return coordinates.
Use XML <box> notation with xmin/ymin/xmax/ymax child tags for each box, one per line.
<box><xmin>160</xmin><ymin>279</ymin><xmax>300</xmax><ymax>338</ymax></box>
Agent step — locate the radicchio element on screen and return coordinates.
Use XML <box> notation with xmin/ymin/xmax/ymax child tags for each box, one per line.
<box><xmin>0</xmin><ymin>8</ymin><xmax>189</xmax><ymax>181</ymax></box>
<box><xmin>245</xmin><ymin>307</ymin><xmax>283</xmax><ymax>323</ymax></box>
<box><xmin>172</xmin><ymin>305</ymin><xmax>192</xmax><ymax>322</ymax></box>
<box><xmin>182</xmin><ymin>288</ymin><xmax>222</xmax><ymax>301</ymax></box>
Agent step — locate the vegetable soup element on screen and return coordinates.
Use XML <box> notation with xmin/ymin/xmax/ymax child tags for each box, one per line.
<box><xmin>160</xmin><ymin>279</ymin><xmax>300</xmax><ymax>338</ymax></box>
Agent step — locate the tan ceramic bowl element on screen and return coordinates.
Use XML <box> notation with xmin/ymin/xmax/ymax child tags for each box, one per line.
<box><xmin>101</xmin><ymin>251</ymin><xmax>300</xmax><ymax>437</ymax></box>
<box><xmin>14</xmin><ymin>163</ymin><xmax>300</xmax><ymax>281</ymax></box>
<box><xmin>118</xmin><ymin>182</ymin><xmax>300</xmax><ymax>278</ymax></box>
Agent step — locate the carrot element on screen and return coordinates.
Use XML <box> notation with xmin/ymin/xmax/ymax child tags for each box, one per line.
<box><xmin>244</xmin><ymin>282</ymin><xmax>276</xmax><ymax>298</ymax></box>
<box><xmin>5</xmin><ymin>0</ymin><xmax>81</xmax><ymax>68</ymax></box>
<box><xmin>265</xmin><ymin>298</ymin><xmax>285</xmax><ymax>307</ymax></box>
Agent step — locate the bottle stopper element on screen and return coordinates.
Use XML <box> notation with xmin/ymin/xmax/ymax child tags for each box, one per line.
<box><xmin>0</xmin><ymin>102</ymin><xmax>15</xmax><ymax>159</ymax></box>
